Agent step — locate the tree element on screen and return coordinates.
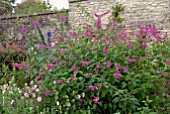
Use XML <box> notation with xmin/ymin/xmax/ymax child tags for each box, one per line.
<box><xmin>0</xmin><ymin>0</ymin><xmax>15</xmax><ymax>15</ymax></box>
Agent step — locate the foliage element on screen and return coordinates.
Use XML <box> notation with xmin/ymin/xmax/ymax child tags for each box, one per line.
<box><xmin>0</xmin><ymin>3</ymin><xmax>170</xmax><ymax>114</ymax></box>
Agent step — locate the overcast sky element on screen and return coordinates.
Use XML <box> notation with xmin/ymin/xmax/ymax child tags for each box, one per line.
<box><xmin>15</xmin><ymin>0</ymin><xmax>69</xmax><ymax>10</ymax></box>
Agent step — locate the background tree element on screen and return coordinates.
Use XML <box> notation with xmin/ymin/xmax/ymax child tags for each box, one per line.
<box><xmin>15</xmin><ymin>0</ymin><xmax>53</xmax><ymax>15</ymax></box>
<box><xmin>0</xmin><ymin>0</ymin><xmax>15</xmax><ymax>15</ymax></box>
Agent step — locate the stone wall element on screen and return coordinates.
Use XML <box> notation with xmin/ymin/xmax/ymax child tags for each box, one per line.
<box><xmin>68</xmin><ymin>0</ymin><xmax>170</xmax><ymax>31</ymax></box>
<box><xmin>0</xmin><ymin>11</ymin><xmax>68</xmax><ymax>41</ymax></box>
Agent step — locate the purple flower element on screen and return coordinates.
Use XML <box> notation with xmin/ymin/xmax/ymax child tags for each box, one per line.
<box><xmin>60</xmin><ymin>16</ymin><xmax>67</xmax><ymax>21</ymax></box>
<box><xmin>114</xmin><ymin>73</ymin><xmax>122</xmax><ymax>79</ymax></box>
<box><xmin>20</xmin><ymin>28</ymin><xmax>28</xmax><ymax>34</ymax></box>
<box><xmin>93</xmin><ymin>96</ymin><xmax>99</xmax><ymax>104</ymax></box>
<box><xmin>33</xmin><ymin>20</ymin><xmax>40</xmax><ymax>26</ymax></box>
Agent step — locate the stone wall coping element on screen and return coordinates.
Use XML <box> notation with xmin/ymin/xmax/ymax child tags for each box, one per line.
<box><xmin>0</xmin><ymin>10</ymin><xmax>68</xmax><ymax>20</ymax></box>
<box><xmin>68</xmin><ymin>0</ymin><xmax>88</xmax><ymax>3</ymax></box>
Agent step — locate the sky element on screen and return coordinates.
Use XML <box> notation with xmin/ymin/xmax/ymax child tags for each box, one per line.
<box><xmin>15</xmin><ymin>0</ymin><xmax>69</xmax><ymax>10</ymax></box>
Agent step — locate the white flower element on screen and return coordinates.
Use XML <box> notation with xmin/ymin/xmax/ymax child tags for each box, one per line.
<box><xmin>37</xmin><ymin>97</ymin><xmax>42</xmax><ymax>102</ymax></box>
<box><xmin>56</xmin><ymin>101</ymin><xmax>59</xmax><ymax>105</ymax></box>
<box><xmin>24</xmin><ymin>93</ymin><xmax>29</xmax><ymax>98</ymax></box>
<box><xmin>35</xmin><ymin>88</ymin><xmax>40</xmax><ymax>92</ymax></box>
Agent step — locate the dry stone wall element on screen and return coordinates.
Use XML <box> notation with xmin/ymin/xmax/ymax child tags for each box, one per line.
<box><xmin>68</xmin><ymin>0</ymin><xmax>170</xmax><ymax>32</ymax></box>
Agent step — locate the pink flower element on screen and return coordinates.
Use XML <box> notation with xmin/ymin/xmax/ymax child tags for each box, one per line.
<box><xmin>24</xmin><ymin>93</ymin><xmax>29</xmax><ymax>98</ymax></box>
<box><xmin>104</xmin><ymin>36</ymin><xmax>110</xmax><ymax>41</ymax></box>
<box><xmin>123</xmin><ymin>67</ymin><xmax>129</xmax><ymax>73</ymax></box>
<box><xmin>45</xmin><ymin>90</ymin><xmax>52</xmax><ymax>95</ymax></box>
<box><xmin>141</xmin><ymin>42</ymin><xmax>147</xmax><ymax>48</ymax></box>
<box><xmin>104</xmin><ymin>62</ymin><xmax>112</xmax><ymax>67</ymax></box>
<box><xmin>79</xmin><ymin>98</ymin><xmax>86</xmax><ymax>102</ymax></box>
<box><xmin>36</xmin><ymin>74</ymin><xmax>45</xmax><ymax>79</ymax></box>
<box><xmin>13</xmin><ymin>63</ymin><xmax>22</xmax><ymax>68</ymax></box>
<box><xmin>47</xmin><ymin>64</ymin><xmax>55</xmax><ymax>69</ymax></box>
<box><xmin>92</xmin><ymin>36</ymin><xmax>99</xmax><ymax>41</ymax></box>
<box><xmin>71</xmin><ymin>64</ymin><xmax>79</xmax><ymax>72</ymax></box>
<box><xmin>93</xmin><ymin>96</ymin><xmax>99</xmax><ymax>104</ymax></box>
<box><xmin>53</xmin><ymin>59</ymin><xmax>61</xmax><ymax>63</ymax></box>
<box><xmin>114</xmin><ymin>73</ymin><xmax>122</xmax><ymax>79</ymax></box>
<box><xmin>22</xmin><ymin>65</ymin><xmax>29</xmax><ymax>70</ymax></box>
<box><xmin>103</xmin><ymin>48</ymin><xmax>109</xmax><ymax>55</ymax></box>
<box><xmin>89</xmin><ymin>86</ymin><xmax>98</xmax><ymax>91</ymax></box>
<box><xmin>116</xmin><ymin>65</ymin><xmax>122</xmax><ymax>71</ymax></box>
<box><xmin>70</xmin><ymin>76</ymin><xmax>74</xmax><ymax>83</ymax></box>
<box><xmin>69</xmin><ymin>31</ymin><xmax>77</xmax><ymax>37</ymax></box>
<box><xmin>165</xmin><ymin>60</ymin><xmax>170</xmax><ymax>65</ymax></box>
<box><xmin>32</xmin><ymin>93</ymin><xmax>36</xmax><ymax>98</ymax></box>
<box><xmin>95</xmin><ymin>65</ymin><xmax>102</xmax><ymax>69</ymax></box>
<box><xmin>89</xmin><ymin>86</ymin><xmax>95</xmax><ymax>91</ymax></box>
<box><xmin>37</xmin><ymin>97</ymin><xmax>42</xmax><ymax>102</ymax></box>
<box><xmin>82</xmin><ymin>61</ymin><xmax>91</xmax><ymax>67</ymax></box>
<box><xmin>57</xmin><ymin>80</ymin><xmax>66</xmax><ymax>85</ymax></box>
<box><xmin>3</xmin><ymin>84</ymin><xmax>10</xmax><ymax>90</ymax></box>
<box><xmin>60</xmin><ymin>49</ymin><xmax>66</xmax><ymax>53</ymax></box>
<box><xmin>126</xmin><ymin>58</ymin><xmax>137</xmax><ymax>63</ymax></box>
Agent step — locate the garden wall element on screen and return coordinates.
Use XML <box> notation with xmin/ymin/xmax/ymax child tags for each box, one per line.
<box><xmin>68</xmin><ymin>0</ymin><xmax>170</xmax><ymax>32</ymax></box>
<box><xmin>0</xmin><ymin>10</ymin><xmax>68</xmax><ymax>40</ymax></box>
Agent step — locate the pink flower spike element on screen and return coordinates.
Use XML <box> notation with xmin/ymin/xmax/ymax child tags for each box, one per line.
<box><xmin>13</xmin><ymin>63</ymin><xmax>22</xmax><ymax>68</ymax></box>
<box><xmin>71</xmin><ymin>64</ymin><xmax>79</xmax><ymax>72</ymax></box>
<box><xmin>104</xmin><ymin>36</ymin><xmax>110</xmax><ymax>41</ymax></box>
<box><xmin>116</xmin><ymin>65</ymin><xmax>123</xmax><ymax>71</ymax></box>
<box><xmin>165</xmin><ymin>60</ymin><xmax>170</xmax><ymax>65</ymax></box>
<box><xmin>47</xmin><ymin>64</ymin><xmax>55</xmax><ymax>69</ymax></box>
<box><xmin>126</xmin><ymin>58</ymin><xmax>137</xmax><ymax>63</ymax></box>
<box><xmin>57</xmin><ymin>80</ymin><xmax>66</xmax><ymax>85</ymax></box>
<box><xmin>103</xmin><ymin>48</ymin><xmax>109</xmax><ymax>55</ymax></box>
<box><xmin>104</xmin><ymin>62</ymin><xmax>112</xmax><ymax>67</ymax></box>
<box><xmin>93</xmin><ymin>96</ymin><xmax>99</xmax><ymax>104</ymax></box>
<box><xmin>95</xmin><ymin>65</ymin><xmax>102</xmax><ymax>69</ymax></box>
<box><xmin>82</xmin><ymin>61</ymin><xmax>91</xmax><ymax>67</ymax></box>
<box><xmin>33</xmin><ymin>20</ymin><xmax>40</xmax><ymax>26</ymax></box>
<box><xmin>70</xmin><ymin>75</ymin><xmax>74</xmax><ymax>83</ymax></box>
<box><xmin>114</xmin><ymin>73</ymin><xmax>122</xmax><ymax>79</ymax></box>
